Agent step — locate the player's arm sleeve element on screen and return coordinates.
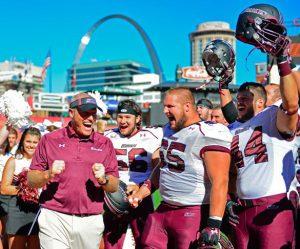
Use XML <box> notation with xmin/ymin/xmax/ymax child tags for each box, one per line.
<box><xmin>30</xmin><ymin>135</ymin><xmax>48</xmax><ymax>171</ymax></box>
<box><xmin>221</xmin><ymin>100</ymin><xmax>238</xmax><ymax>124</ymax></box>
<box><xmin>102</xmin><ymin>139</ymin><xmax>119</xmax><ymax>178</ymax></box>
<box><xmin>199</xmin><ymin>123</ymin><xmax>233</xmax><ymax>158</ymax></box>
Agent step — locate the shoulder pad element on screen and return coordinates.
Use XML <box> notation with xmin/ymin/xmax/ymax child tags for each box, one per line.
<box><xmin>104</xmin><ymin>128</ymin><xmax>119</xmax><ymax>137</ymax></box>
<box><xmin>141</xmin><ymin>126</ymin><xmax>163</xmax><ymax>140</ymax></box>
<box><xmin>200</xmin><ymin>122</ymin><xmax>233</xmax><ymax>143</ymax></box>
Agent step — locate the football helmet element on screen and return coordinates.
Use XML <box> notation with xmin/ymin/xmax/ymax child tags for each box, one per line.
<box><xmin>104</xmin><ymin>180</ymin><xmax>130</xmax><ymax>216</ymax></box>
<box><xmin>235</xmin><ymin>4</ymin><xmax>290</xmax><ymax>57</ymax></box>
<box><xmin>202</xmin><ymin>39</ymin><xmax>235</xmax><ymax>84</ymax></box>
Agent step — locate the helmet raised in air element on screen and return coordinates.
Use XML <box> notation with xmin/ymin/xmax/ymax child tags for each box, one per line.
<box><xmin>202</xmin><ymin>39</ymin><xmax>235</xmax><ymax>84</ymax></box>
<box><xmin>235</xmin><ymin>4</ymin><xmax>290</xmax><ymax>56</ymax></box>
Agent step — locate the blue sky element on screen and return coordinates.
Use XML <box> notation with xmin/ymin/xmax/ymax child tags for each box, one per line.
<box><xmin>0</xmin><ymin>0</ymin><xmax>299</xmax><ymax>92</ymax></box>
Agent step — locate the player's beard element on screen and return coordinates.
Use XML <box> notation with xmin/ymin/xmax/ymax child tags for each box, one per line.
<box><xmin>173</xmin><ymin>114</ymin><xmax>187</xmax><ymax>131</ymax></box>
<box><xmin>200</xmin><ymin>111</ymin><xmax>210</xmax><ymax>121</ymax></box>
<box><xmin>239</xmin><ymin>107</ymin><xmax>254</xmax><ymax>122</ymax></box>
<box><xmin>120</xmin><ymin>125</ymin><xmax>138</xmax><ymax>137</ymax></box>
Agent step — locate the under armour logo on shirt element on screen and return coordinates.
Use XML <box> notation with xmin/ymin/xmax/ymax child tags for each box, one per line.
<box><xmin>59</xmin><ymin>144</ymin><xmax>65</xmax><ymax>148</ymax></box>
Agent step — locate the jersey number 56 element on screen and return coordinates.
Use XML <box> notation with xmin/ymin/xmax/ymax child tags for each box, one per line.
<box><xmin>115</xmin><ymin>148</ymin><xmax>148</xmax><ymax>173</ymax></box>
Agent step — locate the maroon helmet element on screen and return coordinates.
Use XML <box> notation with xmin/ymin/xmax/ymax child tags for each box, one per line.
<box><xmin>236</xmin><ymin>4</ymin><xmax>290</xmax><ymax>57</ymax></box>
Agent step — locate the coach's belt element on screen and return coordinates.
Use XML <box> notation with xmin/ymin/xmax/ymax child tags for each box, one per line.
<box><xmin>72</xmin><ymin>213</ymin><xmax>93</xmax><ymax>217</ymax></box>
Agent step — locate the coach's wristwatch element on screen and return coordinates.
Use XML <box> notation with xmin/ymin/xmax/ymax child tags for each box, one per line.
<box><xmin>99</xmin><ymin>175</ymin><xmax>109</xmax><ymax>185</ymax></box>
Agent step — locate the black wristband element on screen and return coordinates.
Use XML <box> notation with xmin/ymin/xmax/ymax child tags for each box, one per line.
<box><xmin>221</xmin><ymin>101</ymin><xmax>238</xmax><ymax>124</ymax></box>
<box><xmin>207</xmin><ymin>217</ymin><xmax>222</xmax><ymax>229</ymax></box>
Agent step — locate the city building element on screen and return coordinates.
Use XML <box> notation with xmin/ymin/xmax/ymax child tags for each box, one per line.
<box><xmin>0</xmin><ymin>60</ymin><xmax>44</xmax><ymax>95</ymax></box>
<box><xmin>64</xmin><ymin>59</ymin><xmax>162</xmax><ymax>122</ymax></box>
<box><xmin>66</xmin><ymin>60</ymin><xmax>155</xmax><ymax>92</ymax></box>
<box><xmin>189</xmin><ymin>21</ymin><xmax>236</xmax><ymax>84</ymax></box>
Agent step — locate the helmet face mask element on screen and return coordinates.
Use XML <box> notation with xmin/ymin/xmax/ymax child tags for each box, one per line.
<box><xmin>236</xmin><ymin>4</ymin><xmax>290</xmax><ymax>56</ymax></box>
<box><xmin>202</xmin><ymin>39</ymin><xmax>235</xmax><ymax>83</ymax></box>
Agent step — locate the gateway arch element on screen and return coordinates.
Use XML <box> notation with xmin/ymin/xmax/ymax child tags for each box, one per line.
<box><xmin>71</xmin><ymin>14</ymin><xmax>165</xmax><ymax>89</ymax></box>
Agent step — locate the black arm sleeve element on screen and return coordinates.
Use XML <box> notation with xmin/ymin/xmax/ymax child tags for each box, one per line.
<box><xmin>221</xmin><ymin>101</ymin><xmax>238</xmax><ymax>124</ymax></box>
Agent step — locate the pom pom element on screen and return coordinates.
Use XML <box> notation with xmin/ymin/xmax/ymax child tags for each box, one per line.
<box><xmin>0</xmin><ymin>90</ymin><xmax>32</xmax><ymax>129</ymax></box>
<box><xmin>17</xmin><ymin>170</ymin><xmax>39</xmax><ymax>204</ymax></box>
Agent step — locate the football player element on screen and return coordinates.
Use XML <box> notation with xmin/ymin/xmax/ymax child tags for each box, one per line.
<box><xmin>204</xmin><ymin>4</ymin><xmax>298</xmax><ymax>249</ymax></box>
<box><xmin>228</xmin><ymin>77</ymin><xmax>297</xmax><ymax>249</ymax></box>
<box><xmin>103</xmin><ymin>99</ymin><xmax>162</xmax><ymax>249</ymax></box>
<box><xmin>128</xmin><ymin>87</ymin><xmax>233</xmax><ymax>248</ymax></box>
<box><xmin>196</xmin><ymin>98</ymin><xmax>213</xmax><ymax>121</ymax></box>
<box><xmin>211</xmin><ymin>105</ymin><xmax>229</xmax><ymax>126</ymax></box>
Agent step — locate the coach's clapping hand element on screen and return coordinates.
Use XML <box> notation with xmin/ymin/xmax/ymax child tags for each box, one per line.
<box><xmin>49</xmin><ymin>160</ymin><xmax>65</xmax><ymax>179</ymax></box>
<box><xmin>92</xmin><ymin>163</ymin><xmax>106</xmax><ymax>184</ymax></box>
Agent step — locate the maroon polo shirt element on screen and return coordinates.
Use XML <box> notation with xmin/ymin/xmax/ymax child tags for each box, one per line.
<box><xmin>30</xmin><ymin>123</ymin><xmax>119</xmax><ymax>215</ymax></box>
